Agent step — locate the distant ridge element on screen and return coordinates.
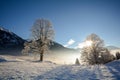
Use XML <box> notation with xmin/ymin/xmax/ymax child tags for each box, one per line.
<box><xmin>106</xmin><ymin>46</ymin><xmax>120</xmax><ymax>50</ymax></box>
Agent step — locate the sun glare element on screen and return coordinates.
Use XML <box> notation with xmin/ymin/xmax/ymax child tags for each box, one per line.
<box><xmin>85</xmin><ymin>41</ymin><xmax>92</xmax><ymax>47</ymax></box>
<box><xmin>78</xmin><ymin>40</ymin><xmax>93</xmax><ymax>48</ymax></box>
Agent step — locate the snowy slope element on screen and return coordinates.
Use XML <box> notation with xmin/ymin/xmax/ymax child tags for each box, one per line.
<box><xmin>0</xmin><ymin>55</ymin><xmax>120</xmax><ymax>80</ymax></box>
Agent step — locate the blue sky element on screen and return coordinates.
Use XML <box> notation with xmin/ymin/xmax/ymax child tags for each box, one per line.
<box><xmin>0</xmin><ymin>0</ymin><xmax>120</xmax><ymax>48</ymax></box>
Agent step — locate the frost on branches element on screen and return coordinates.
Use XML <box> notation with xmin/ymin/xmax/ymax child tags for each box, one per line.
<box><xmin>80</xmin><ymin>33</ymin><xmax>114</xmax><ymax>65</ymax></box>
<box><xmin>22</xmin><ymin>19</ymin><xmax>54</xmax><ymax>61</ymax></box>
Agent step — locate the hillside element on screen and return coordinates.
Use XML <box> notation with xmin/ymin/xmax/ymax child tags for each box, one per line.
<box><xmin>0</xmin><ymin>27</ymin><xmax>25</xmax><ymax>55</ymax></box>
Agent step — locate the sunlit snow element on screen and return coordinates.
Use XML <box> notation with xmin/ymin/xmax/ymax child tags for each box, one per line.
<box><xmin>0</xmin><ymin>55</ymin><xmax>120</xmax><ymax>80</ymax></box>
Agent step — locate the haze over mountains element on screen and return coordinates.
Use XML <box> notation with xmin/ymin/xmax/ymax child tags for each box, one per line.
<box><xmin>0</xmin><ymin>27</ymin><xmax>119</xmax><ymax>56</ymax></box>
<box><xmin>0</xmin><ymin>27</ymin><xmax>120</xmax><ymax>64</ymax></box>
<box><xmin>106</xmin><ymin>46</ymin><xmax>120</xmax><ymax>50</ymax></box>
<box><xmin>0</xmin><ymin>27</ymin><xmax>78</xmax><ymax>55</ymax></box>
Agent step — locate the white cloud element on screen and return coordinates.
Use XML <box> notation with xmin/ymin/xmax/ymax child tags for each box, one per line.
<box><xmin>64</xmin><ymin>39</ymin><xmax>75</xmax><ymax>47</ymax></box>
<box><xmin>68</xmin><ymin>39</ymin><xmax>75</xmax><ymax>45</ymax></box>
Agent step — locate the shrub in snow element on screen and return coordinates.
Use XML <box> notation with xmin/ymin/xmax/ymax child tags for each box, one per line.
<box><xmin>116</xmin><ymin>52</ymin><xmax>120</xmax><ymax>60</ymax></box>
<box><xmin>75</xmin><ymin>58</ymin><xmax>80</xmax><ymax>65</ymax></box>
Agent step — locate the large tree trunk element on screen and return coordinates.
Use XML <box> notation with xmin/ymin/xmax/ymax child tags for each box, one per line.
<box><xmin>39</xmin><ymin>51</ymin><xmax>43</xmax><ymax>62</ymax></box>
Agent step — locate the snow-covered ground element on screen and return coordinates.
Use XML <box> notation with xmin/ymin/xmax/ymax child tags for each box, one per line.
<box><xmin>0</xmin><ymin>55</ymin><xmax>120</xmax><ymax>80</ymax></box>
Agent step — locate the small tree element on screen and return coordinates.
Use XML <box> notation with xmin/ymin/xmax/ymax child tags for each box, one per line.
<box><xmin>80</xmin><ymin>33</ymin><xmax>113</xmax><ymax>65</ymax></box>
<box><xmin>22</xmin><ymin>19</ymin><xmax>54</xmax><ymax>61</ymax></box>
<box><xmin>75</xmin><ymin>58</ymin><xmax>80</xmax><ymax>65</ymax></box>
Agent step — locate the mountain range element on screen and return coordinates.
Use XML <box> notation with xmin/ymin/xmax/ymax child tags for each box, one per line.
<box><xmin>0</xmin><ymin>27</ymin><xmax>78</xmax><ymax>55</ymax></box>
<box><xmin>0</xmin><ymin>27</ymin><xmax>26</xmax><ymax>55</ymax></box>
<box><xmin>0</xmin><ymin>27</ymin><xmax>119</xmax><ymax>55</ymax></box>
<box><xmin>106</xmin><ymin>46</ymin><xmax>120</xmax><ymax>50</ymax></box>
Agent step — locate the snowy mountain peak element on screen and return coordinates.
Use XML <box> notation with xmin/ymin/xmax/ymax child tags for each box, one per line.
<box><xmin>0</xmin><ymin>27</ymin><xmax>25</xmax><ymax>45</ymax></box>
<box><xmin>0</xmin><ymin>26</ymin><xmax>10</xmax><ymax>33</ymax></box>
<box><xmin>0</xmin><ymin>27</ymin><xmax>26</xmax><ymax>55</ymax></box>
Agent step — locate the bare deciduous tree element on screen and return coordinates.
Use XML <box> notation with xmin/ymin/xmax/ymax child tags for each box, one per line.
<box><xmin>22</xmin><ymin>19</ymin><xmax>54</xmax><ymax>61</ymax></box>
<box><xmin>80</xmin><ymin>33</ymin><xmax>113</xmax><ymax>65</ymax></box>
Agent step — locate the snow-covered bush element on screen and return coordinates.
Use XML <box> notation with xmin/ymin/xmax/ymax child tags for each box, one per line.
<box><xmin>116</xmin><ymin>52</ymin><xmax>120</xmax><ymax>60</ymax></box>
<box><xmin>22</xmin><ymin>42</ymin><xmax>31</xmax><ymax>55</ymax></box>
<box><xmin>99</xmin><ymin>48</ymin><xmax>115</xmax><ymax>63</ymax></box>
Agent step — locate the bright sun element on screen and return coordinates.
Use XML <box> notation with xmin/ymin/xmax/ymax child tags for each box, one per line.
<box><xmin>85</xmin><ymin>41</ymin><xmax>92</xmax><ymax>47</ymax></box>
<box><xmin>78</xmin><ymin>40</ymin><xmax>93</xmax><ymax>48</ymax></box>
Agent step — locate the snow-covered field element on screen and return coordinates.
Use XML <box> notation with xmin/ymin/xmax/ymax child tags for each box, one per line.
<box><xmin>0</xmin><ymin>55</ymin><xmax>120</xmax><ymax>80</ymax></box>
